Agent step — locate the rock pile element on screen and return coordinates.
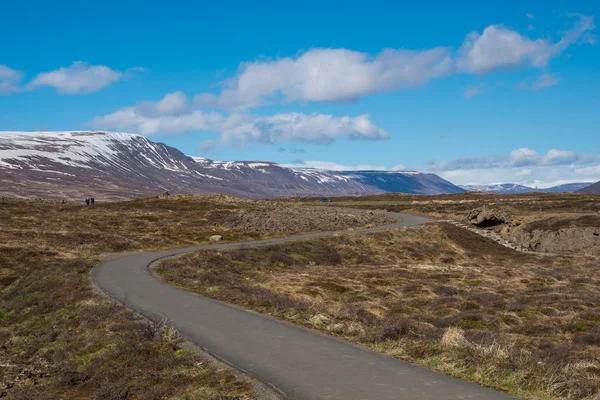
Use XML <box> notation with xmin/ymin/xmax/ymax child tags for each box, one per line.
<box><xmin>464</xmin><ymin>206</ymin><xmax>511</xmax><ymax>228</ymax></box>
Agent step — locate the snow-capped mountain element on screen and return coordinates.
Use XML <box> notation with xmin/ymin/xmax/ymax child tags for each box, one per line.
<box><xmin>461</xmin><ymin>182</ymin><xmax>592</xmax><ymax>194</ymax></box>
<box><xmin>460</xmin><ymin>183</ymin><xmax>534</xmax><ymax>194</ymax></box>
<box><xmin>0</xmin><ymin>131</ymin><xmax>463</xmax><ymax>200</ymax></box>
<box><xmin>341</xmin><ymin>170</ymin><xmax>465</xmax><ymax>195</ymax></box>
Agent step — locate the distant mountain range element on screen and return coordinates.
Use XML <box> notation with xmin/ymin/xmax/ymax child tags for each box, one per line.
<box><xmin>460</xmin><ymin>182</ymin><xmax>594</xmax><ymax>194</ymax></box>
<box><xmin>0</xmin><ymin>131</ymin><xmax>464</xmax><ymax>200</ymax></box>
<box><xmin>338</xmin><ymin>170</ymin><xmax>464</xmax><ymax>195</ymax></box>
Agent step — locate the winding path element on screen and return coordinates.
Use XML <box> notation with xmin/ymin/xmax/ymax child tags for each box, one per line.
<box><xmin>93</xmin><ymin>212</ymin><xmax>515</xmax><ymax>400</ymax></box>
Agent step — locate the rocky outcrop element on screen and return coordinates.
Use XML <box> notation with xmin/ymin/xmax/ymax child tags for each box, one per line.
<box><xmin>510</xmin><ymin>227</ymin><xmax>600</xmax><ymax>256</ymax></box>
<box><xmin>464</xmin><ymin>207</ymin><xmax>511</xmax><ymax>228</ymax></box>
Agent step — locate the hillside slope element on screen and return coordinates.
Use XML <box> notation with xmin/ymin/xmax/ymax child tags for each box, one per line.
<box><xmin>461</xmin><ymin>182</ymin><xmax>592</xmax><ymax>194</ymax></box>
<box><xmin>0</xmin><ymin>131</ymin><xmax>463</xmax><ymax>200</ymax></box>
<box><xmin>578</xmin><ymin>181</ymin><xmax>600</xmax><ymax>193</ymax></box>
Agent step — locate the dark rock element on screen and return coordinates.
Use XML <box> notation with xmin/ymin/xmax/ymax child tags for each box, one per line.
<box><xmin>465</xmin><ymin>207</ymin><xmax>511</xmax><ymax>228</ymax></box>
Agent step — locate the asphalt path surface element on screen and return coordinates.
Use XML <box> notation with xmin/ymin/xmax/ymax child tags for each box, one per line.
<box><xmin>93</xmin><ymin>212</ymin><xmax>516</xmax><ymax>400</ymax></box>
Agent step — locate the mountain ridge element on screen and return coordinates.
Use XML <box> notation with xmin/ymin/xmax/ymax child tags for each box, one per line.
<box><xmin>0</xmin><ymin>131</ymin><xmax>464</xmax><ymax>200</ymax></box>
<box><xmin>578</xmin><ymin>181</ymin><xmax>600</xmax><ymax>193</ymax></box>
<box><xmin>460</xmin><ymin>182</ymin><xmax>593</xmax><ymax>194</ymax></box>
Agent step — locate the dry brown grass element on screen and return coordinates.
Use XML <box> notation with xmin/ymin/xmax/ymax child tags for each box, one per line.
<box><xmin>308</xmin><ymin>191</ymin><xmax>600</xmax><ymax>220</ymax></box>
<box><xmin>520</xmin><ymin>215</ymin><xmax>600</xmax><ymax>233</ymax></box>
<box><xmin>314</xmin><ymin>192</ymin><xmax>600</xmax><ymax>256</ymax></box>
<box><xmin>0</xmin><ymin>196</ymin><xmax>256</xmax><ymax>399</ymax></box>
<box><xmin>0</xmin><ymin>247</ymin><xmax>254</xmax><ymax>399</ymax></box>
<box><xmin>157</xmin><ymin>222</ymin><xmax>600</xmax><ymax>400</ymax></box>
<box><xmin>0</xmin><ymin>194</ymin><xmax>393</xmax><ymax>259</ymax></box>
<box><xmin>1</xmin><ymin>194</ymin><xmax>391</xmax><ymax>398</ymax></box>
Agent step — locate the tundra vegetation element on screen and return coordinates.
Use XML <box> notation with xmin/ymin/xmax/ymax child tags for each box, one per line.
<box><xmin>0</xmin><ymin>194</ymin><xmax>387</xmax><ymax>399</ymax></box>
<box><xmin>311</xmin><ymin>192</ymin><xmax>600</xmax><ymax>256</ymax></box>
<box><xmin>159</xmin><ymin>193</ymin><xmax>600</xmax><ymax>400</ymax></box>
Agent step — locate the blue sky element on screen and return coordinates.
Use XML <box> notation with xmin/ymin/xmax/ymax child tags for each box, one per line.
<box><xmin>1</xmin><ymin>0</ymin><xmax>599</xmax><ymax>187</ymax></box>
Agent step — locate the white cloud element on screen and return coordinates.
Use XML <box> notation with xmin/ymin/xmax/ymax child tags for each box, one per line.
<box><xmin>508</xmin><ymin>147</ymin><xmax>541</xmax><ymax>166</ymax></box>
<box><xmin>26</xmin><ymin>62</ymin><xmax>129</xmax><ymax>94</ymax></box>
<box><xmin>191</xmin><ymin>14</ymin><xmax>594</xmax><ymax>109</ymax></box>
<box><xmin>540</xmin><ymin>149</ymin><xmax>600</xmax><ymax>165</ymax></box>
<box><xmin>210</xmin><ymin>112</ymin><xmax>388</xmax><ymax>148</ymax></box>
<box><xmin>92</xmin><ymin>108</ymin><xmax>223</xmax><ymax>136</ymax></box>
<box><xmin>559</xmin><ymin>13</ymin><xmax>597</xmax><ymax>48</ymax></box>
<box><xmin>526</xmin><ymin>13</ymin><xmax>534</xmax><ymax>19</ymax></box>
<box><xmin>428</xmin><ymin>147</ymin><xmax>600</xmax><ymax>186</ymax></box>
<box><xmin>575</xmin><ymin>165</ymin><xmax>600</xmax><ymax>175</ymax></box>
<box><xmin>194</xmin><ymin>47</ymin><xmax>454</xmax><ymax>109</ymax></box>
<box><xmin>92</xmin><ymin>91</ymin><xmax>222</xmax><ymax>135</ymax></box>
<box><xmin>0</xmin><ymin>65</ymin><xmax>23</xmax><ymax>94</ymax></box>
<box><xmin>427</xmin><ymin>155</ymin><xmax>503</xmax><ymax>171</ymax></box>
<box><xmin>429</xmin><ymin>147</ymin><xmax>600</xmax><ymax>173</ymax></box>
<box><xmin>91</xmin><ymin>92</ymin><xmax>389</xmax><ymax>146</ymax></box>
<box><xmin>136</xmin><ymin>91</ymin><xmax>190</xmax><ymax>116</ymax></box>
<box><xmin>519</xmin><ymin>73</ymin><xmax>560</xmax><ymax>90</ymax></box>
<box><xmin>540</xmin><ymin>149</ymin><xmax>576</xmax><ymax>165</ymax></box>
<box><xmin>284</xmin><ymin>160</ymin><xmax>388</xmax><ymax>171</ymax></box>
<box><xmin>457</xmin><ymin>14</ymin><xmax>594</xmax><ymax>74</ymax></box>
<box><xmin>464</xmin><ymin>83</ymin><xmax>485</xmax><ymax>98</ymax></box>
<box><xmin>531</xmin><ymin>73</ymin><xmax>559</xmax><ymax>89</ymax></box>
<box><xmin>457</xmin><ymin>26</ymin><xmax>552</xmax><ymax>73</ymax></box>
<box><xmin>439</xmin><ymin>166</ymin><xmax>600</xmax><ymax>188</ymax></box>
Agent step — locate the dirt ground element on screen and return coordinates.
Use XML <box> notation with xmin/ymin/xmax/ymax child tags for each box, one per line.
<box><xmin>219</xmin><ymin>202</ymin><xmax>394</xmax><ymax>235</ymax></box>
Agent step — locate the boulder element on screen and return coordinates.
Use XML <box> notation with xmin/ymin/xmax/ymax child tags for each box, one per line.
<box><xmin>465</xmin><ymin>206</ymin><xmax>510</xmax><ymax>227</ymax></box>
<box><xmin>209</xmin><ymin>235</ymin><xmax>223</xmax><ymax>242</ymax></box>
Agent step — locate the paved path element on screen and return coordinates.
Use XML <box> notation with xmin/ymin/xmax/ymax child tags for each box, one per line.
<box><xmin>93</xmin><ymin>212</ymin><xmax>515</xmax><ymax>400</ymax></box>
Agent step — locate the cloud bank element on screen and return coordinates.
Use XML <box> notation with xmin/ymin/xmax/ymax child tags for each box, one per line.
<box><xmin>1</xmin><ymin>14</ymin><xmax>595</xmax><ymax>103</ymax></box>
<box><xmin>92</xmin><ymin>92</ymin><xmax>389</xmax><ymax>148</ymax></box>
<box><xmin>428</xmin><ymin>148</ymin><xmax>600</xmax><ymax>171</ymax></box>
<box><xmin>195</xmin><ymin>47</ymin><xmax>454</xmax><ymax>109</ymax></box>
<box><xmin>192</xmin><ymin>14</ymin><xmax>594</xmax><ymax>109</ymax></box>
<box><xmin>25</xmin><ymin>62</ymin><xmax>136</xmax><ymax>94</ymax></box>
<box><xmin>457</xmin><ymin>14</ymin><xmax>595</xmax><ymax>74</ymax></box>
<box><xmin>518</xmin><ymin>73</ymin><xmax>560</xmax><ymax>90</ymax></box>
<box><xmin>428</xmin><ymin>147</ymin><xmax>600</xmax><ymax>187</ymax></box>
<box><xmin>0</xmin><ymin>65</ymin><xmax>23</xmax><ymax>94</ymax></box>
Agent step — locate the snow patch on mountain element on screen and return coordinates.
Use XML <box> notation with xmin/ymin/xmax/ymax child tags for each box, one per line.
<box><xmin>0</xmin><ymin>131</ymin><xmax>190</xmax><ymax>174</ymax></box>
<box><xmin>1</xmin><ymin>131</ymin><xmax>466</xmax><ymax>199</ymax></box>
<box><xmin>461</xmin><ymin>182</ymin><xmax>592</xmax><ymax>194</ymax></box>
<box><xmin>294</xmin><ymin>169</ymin><xmax>351</xmax><ymax>184</ymax></box>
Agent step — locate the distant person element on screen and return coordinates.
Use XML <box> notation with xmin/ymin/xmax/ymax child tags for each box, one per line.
<box><xmin>91</xmin><ymin>197</ymin><xmax>95</xmax><ymax>205</ymax></box>
<box><xmin>85</xmin><ymin>198</ymin><xmax>90</xmax><ymax>206</ymax></box>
